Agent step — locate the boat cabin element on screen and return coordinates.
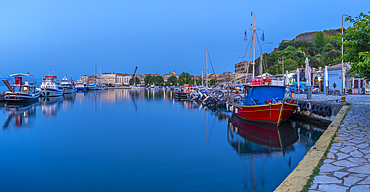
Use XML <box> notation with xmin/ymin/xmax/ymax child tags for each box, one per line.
<box><xmin>243</xmin><ymin>78</ymin><xmax>286</xmax><ymax>106</ymax></box>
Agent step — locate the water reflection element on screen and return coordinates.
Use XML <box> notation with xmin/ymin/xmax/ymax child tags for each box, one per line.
<box><xmin>40</xmin><ymin>96</ymin><xmax>64</xmax><ymax>117</ymax></box>
<box><xmin>227</xmin><ymin>114</ymin><xmax>298</xmax><ymax>155</ymax></box>
<box><xmin>226</xmin><ymin>114</ymin><xmax>325</xmax><ymax>192</ymax></box>
<box><xmin>0</xmin><ymin>89</ymin><xmax>329</xmax><ymax>191</ymax></box>
<box><xmin>3</xmin><ymin>102</ymin><xmax>38</xmax><ymax>129</ymax></box>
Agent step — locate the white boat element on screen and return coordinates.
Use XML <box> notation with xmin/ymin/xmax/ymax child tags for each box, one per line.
<box><xmin>2</xmin><ymin>73</ymin><xmax>41</xmax><ymax>103</ymax></box>
<box><xmin>40</xmin><ymin>75</ymin><xmax>64</xmax><ymax>97</ymax></box>
<box><xmin>87</xmin><ymin>83</ymin><xmax>100</xmax><ymax>90</ymax></box>
<box><xmin>75</xmin><ymin>79</ymin><xmax>87</xmax><ymax>92</ymax></box>
<box><xmin>60</xmin><ymin>76</ymin><xmax>76</xmax><ymax>94</ymax></box>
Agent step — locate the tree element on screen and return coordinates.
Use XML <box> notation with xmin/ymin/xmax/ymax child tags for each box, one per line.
<box><xmin>152</xmin><ymin>76</ymin><xmax>164</xmax><ymax>85</ymax></box>
<box><xmin>196</xmin><ymin>76</ymin><xmax>203</xmax><ymax>85</ymax></box>
<box><xmin>144</xmin><ymin>75</ymin><xmax>152</xmax><ymax>85</ymax></box>
<box><xmin>167</xmin><ymin>75</ymin><xmax>177</xmax><ymax>85</ymax></box>
<box><xmin>178</xmin><ymin>72</ymin><xmax>191</xmax><ymax>85</ymax></box>
<box><xmin>129</xmin><ymin>77</ymin><xmax>140</xmax><ymax>85</ymax></box>
<box><xmin>323</xmin><ymin>43</ymin><xmax>335</xmax><ymax>53</ymax></box>
<box><xmin>342</xmin><ymin>11</ymin><xmax>370</xmax><ymax>79</ymax></box>
<box><xmin>313</xmin><ymin>32</ymin><xmax>326</xmax><ymax>49</ymax></box>
<box><xmin>209</xmin><ymin>79</ymin><xmax>216</xmax><ymax>85</ymax></box>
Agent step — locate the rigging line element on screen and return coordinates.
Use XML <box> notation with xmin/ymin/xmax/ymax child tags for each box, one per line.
<box><xmin>255</xmin><ymin>33</ymin><xmax>263</xmax><ymax>74</ymax></box>
<box><xmin>242</xmin><ymin>37</ymin><xmax>253</xmax><ymax>61</ymax></box>
<box><xmin>207</xmin><ymin>52</ymin><xmax>217</xmax><ymax>82</ymax></box>
<box><xmin>207</xmin><ymin>113</ymin><xmax>218</xmax><ymax>144</ymax></box>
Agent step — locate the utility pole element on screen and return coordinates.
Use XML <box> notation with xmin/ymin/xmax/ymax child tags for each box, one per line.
<box><xmin>342</xmin><ymin>14</ymin><xmax>350</xmax><ymax>94</ymax></box>
<box><xmin>282</xmin><ymin>57</ymin><xmax>284</xmax><ymax>75</ymax></box>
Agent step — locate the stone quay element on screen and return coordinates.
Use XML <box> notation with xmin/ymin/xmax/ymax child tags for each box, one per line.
<box><xmin>275</xmin><ymin>93</ymin><xmax>370</xmax><ymax>192</ymax></box>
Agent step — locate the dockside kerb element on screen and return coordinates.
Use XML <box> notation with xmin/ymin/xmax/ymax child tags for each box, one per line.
<box><xmin>274</xmin><ymin>105</ymin><xmax>350</xmax><ymax>192</ymax></box>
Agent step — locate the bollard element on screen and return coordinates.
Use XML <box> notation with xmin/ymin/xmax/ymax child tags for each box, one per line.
<box><xmin>342</xmin><ymin>96</ymin><xmax>346</xmax><ymax>102</ymax></box>
<box><xmin>291</xmin><ymin>92</ymin><xmax>293</xmax><ymax>98</ymax></box>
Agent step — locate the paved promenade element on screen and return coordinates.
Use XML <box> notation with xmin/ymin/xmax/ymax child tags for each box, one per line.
<box><xmin>296</xmin><ymin>94</ymin><xmax>370</xmax><ymax>191</ymax></box>
<box><xmin>293</xmin><ymin>93</ymin><xmax>370</xmax><ymax>105</ymax></box>
<box><xmin>309</xmin><ymin>104</ymin><xmax>370</xmax><ymax>191</ymax></box>
<box><xmin>276</xmin><ymin>94</ymin><xmax>370</xmax><ymax>191</ymax></box>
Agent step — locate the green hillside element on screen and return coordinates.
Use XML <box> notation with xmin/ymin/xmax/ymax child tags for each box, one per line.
<box><xmin>263</xmin><ymin>29</ymin><xmax>343</xmax><ymax>75</ymax></box>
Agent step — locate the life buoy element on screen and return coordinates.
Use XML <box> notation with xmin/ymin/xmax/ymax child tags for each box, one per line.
<box><xmin>51</xmin><ymin>82</ymin><xmax>54</xmax><ymax>85</ymax></box>
<box><xmin>324</xmin><ymin>106</ymin><xmax>332</xmax><ymax>117</ymax></box>
<box><xmin>305</xmin><ymin>102</ymin><xmax>311</xmax><ymax>111</ymax></box>
<box><xmin>185</xmin><ymin>89</ymin><xmax>189</xmax><ymax>93</ymax></box>
<box><xmin>318</xmin><ymin>106</ymin><xmax>324</xmax><ymax>116</ymax></box>
<box><xmin>311</xmin><ymin>104</ymin><xmax>318</xmax><ymax>114</ymax></box>
<box><xmin>301</xmin><ymin>102</ymin><xmax>306</xmax><ymax>111</ymax></box>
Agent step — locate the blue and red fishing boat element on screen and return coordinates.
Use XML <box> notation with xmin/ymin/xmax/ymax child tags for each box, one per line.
<box><xmin>229</xmin><ymin>78</ymin><xmax>298</xmax><ymax>125</ymax></box>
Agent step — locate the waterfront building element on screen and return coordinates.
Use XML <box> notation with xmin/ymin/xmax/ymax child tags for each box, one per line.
<box><xmin>325</xmin><ymin>63</ymin><xmax>351</xmax><ymax>92</ymax></box>
<box><xmin>101</xmin><ymin>72</ymin><xmax>117</xmax><ymax>85</ymax></box>
<box><xmin>116</xmin><ymin>73</ymin><xmax>131</xmax><ymax>85</ymax></box>
<box><xmin>162</xmin><ymin>72</ymin><xmax>176</xmax><ymax>82</ymax></box>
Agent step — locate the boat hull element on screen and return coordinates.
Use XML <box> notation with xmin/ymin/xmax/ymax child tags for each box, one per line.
<box><xmin>4</xmin><ymin>92</ymin><xmax>40</xmax><ymax>103</ymax></box>
<box><xmin>76</xmin><ymin>87</ymin><xmax>87</xmax><ymax>92</ymax></box>
<box><xmin>63</xmin><ymin>87</ymin><xmax>76</xmax><ymax>94</ymax></box>
<box><xmin>230</xmin><ymin>102</ymin><xmax>298</xmax><ymax>125</ymax></box>
<box><xmin>41</xmin><ymin>88</ymin><xmax>64</xmax><ymax>97</ymax></box>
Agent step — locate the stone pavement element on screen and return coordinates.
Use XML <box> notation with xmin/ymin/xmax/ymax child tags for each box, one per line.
<box><xmin>308</xmin><ymin>104</ymin><xmax>370</xmax><ymax>192</ymax></box>
<box><xmin>294</xmin><ymin>93</ymin><xmax>370</xmax><ymax>105</ymax></box>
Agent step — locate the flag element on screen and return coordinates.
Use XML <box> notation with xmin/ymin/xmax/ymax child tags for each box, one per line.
<box><xmin>261</xmin><ymin>31</ymin><xmax>265</xmax><ymax>41</ymax></box>
<box><xmin>244</xmin><ymin>30</ymin><xmax>247</xmax><ymax>41</ymax></box>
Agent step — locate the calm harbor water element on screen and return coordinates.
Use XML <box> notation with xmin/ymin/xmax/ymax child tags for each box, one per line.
<box><xmin>0</xmin><ymin>89</ymin><xmax>325</xmax><ymax>192</ymax></box>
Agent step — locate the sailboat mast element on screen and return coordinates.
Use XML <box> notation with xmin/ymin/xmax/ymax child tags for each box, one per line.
<box><xmin>202</xmin><ymin>70</ymin><xmax>204</xmax><ymax>86</ymax></box>
<box><xmin>245</xmin><ymin>12</ymin><xmax>263</xmax><ymax>80</ymax></box>
<box><xmin>206</xmin><ymin>49</ymin><xmax>208</xmax><ymax>88</ymax></box>
<box><xmin>252</xmin><ymin>13</ymin><xmax>256</xmax><ymax>79</ymax></box>
<box><xmin>94</xmin><ymin>63</ymin><xmax>97</xmax><ymax>84</ymax></box>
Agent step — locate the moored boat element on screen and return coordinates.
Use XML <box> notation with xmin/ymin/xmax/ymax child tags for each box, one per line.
<box><xmin>40</xmin><ymin>75</ymin><xmax>64</xmax><ymax>97</ymax></box>
<box><xmin>75</xmin><ymin>79</ymin><xmax>87</xmax><ymax>92</ymax></box>
<box><xmin>60</xmin><ymin>75</ymin><xmax>76</xmax><ymax>94</ymax></box>
<box><xmin>2</xmin><ymin>73</ymin><xmax>41</xmax><ymax>103</ymax></box>
<box><xmin>229</xmin><ymin>78</ymin><xmax>298</xmax><ymax>125</ymax></box>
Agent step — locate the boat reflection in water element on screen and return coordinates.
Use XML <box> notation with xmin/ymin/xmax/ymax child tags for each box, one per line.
<box><xmin>3</xmin><ymin>102</ymin><xmax>38</xmax><ymax>129</ymax></box>
<box><xmin>40</xmin><ymin>96</ymin><xmax>63</xmax><ymax>117</ymax></box>
<box><xmin>227</xmin><ymin>114</ymin><xmax>323</xmax><ymax>192</ymax></box>
<box><xmin>228</xmin><ymin>114</ymin><xmax>297</xmax><ymax>155</ymax></box>
<box><xmin>62</xmin><ymin>93</ymin><xmax>76</xmax><ymax>109</ymax></box>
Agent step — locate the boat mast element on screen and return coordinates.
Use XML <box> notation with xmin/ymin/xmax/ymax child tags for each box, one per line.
<box><xmin>202</xmin><ymin>70</ymin><xmax>204</xmax><ymax>86</ymax></box>
<box><xmin>206</xmin><ymin>49</ymin><xmax>208</xmax><ymax>88</ymax></box>
<box><xmin>245</xmin><ymin>13</ymin><xmax>263</xmax><ymax>79</ymax></box>
<box><xmin>95</xmin><ymin>63</ymin><xmax>97</xmax><ymax>84</ymax></box>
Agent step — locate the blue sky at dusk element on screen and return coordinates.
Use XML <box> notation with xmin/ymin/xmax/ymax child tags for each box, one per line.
<box><xmin>0</xmin><ymin>0</ymin><xmax>369</xmax><ymax>79</ymax></box>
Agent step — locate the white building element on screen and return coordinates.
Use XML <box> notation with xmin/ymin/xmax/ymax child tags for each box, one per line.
<box><xmin>117</xmin><ymin>74</ymin><xmax>131</xmax><ymax>85</ymax></box>
<box><xmin>101</xmin><ymin>72</ymin><xmax>117</xmax><ymax>85</ymax></box>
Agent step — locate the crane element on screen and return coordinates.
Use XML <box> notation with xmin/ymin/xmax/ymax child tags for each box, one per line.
<box><xmin>131</xmin><ymin>66</ymin><xmax>138</xmax><ymax>85</ymax></box>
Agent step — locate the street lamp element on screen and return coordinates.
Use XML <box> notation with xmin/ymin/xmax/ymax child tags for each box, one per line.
<box><xmin>342</xmin><ymin>14</ymin><xmax>351</xmax><ymax>94</ymax></box>
<box><xmin>260</xmin><ymin>42</ymin><xmax>273</xmax><ymax>75</ymax></box>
